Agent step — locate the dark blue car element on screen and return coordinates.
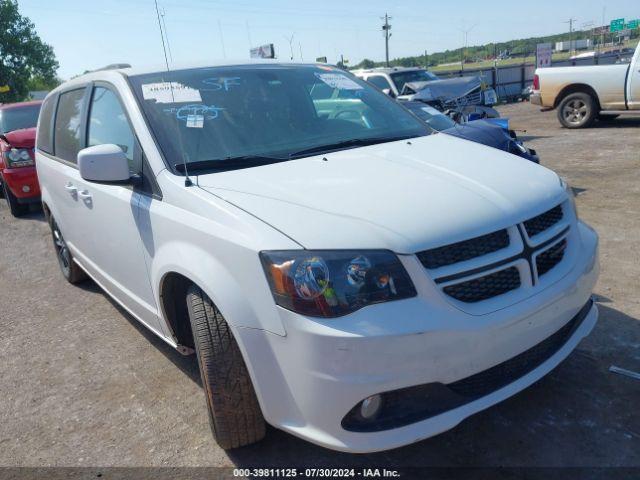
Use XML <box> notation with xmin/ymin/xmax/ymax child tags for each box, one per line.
<box><xmin>401</xmin><ymin>101</ymin><xmax>539</xmax><ymax>163</ymax></box>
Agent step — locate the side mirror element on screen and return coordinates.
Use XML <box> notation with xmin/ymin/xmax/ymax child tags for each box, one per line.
<box><xmin>78</xmin><ymin>144</ymin><xmax>130</xmax><ymax>183</ymax></box>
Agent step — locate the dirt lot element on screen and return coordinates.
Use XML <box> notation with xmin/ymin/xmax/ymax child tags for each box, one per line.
<box><xmin>0</xmin><ymin>102</ymin><xmax>639</xmax><ymax>473</ymax></box>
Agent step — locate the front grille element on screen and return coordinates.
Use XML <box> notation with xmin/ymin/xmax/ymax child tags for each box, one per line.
<box><xmin>342</xmin><ymin>299</ymin><xmax>593</xmax><ymax>432</ymax></box>
<box><xmin>524</xmin><ymin>205</ymin><xmax>563</xmax><ymax>237</ymax></box>
<box><xmin>536</xmin><ymin>239</ymin><xmax>567</xmax><ymax>276</ymax></box>
<box><xmin>443</xmin><ymin>267</ymin><xmax>520</xmax><ymax>303</ymax></box>
<box><xmin>444</xmin><ymin>89</ymin><xmax>482</xmax><ymax>107</ymax></box>
<box><xmin>417</xmin><ymin>229</ymin><xmax>509</xmax><ymax>270</ymax></box>
<box><xmin>447</xmin><ymin>298</ymin><xmax>591</xmax><ymax>398</ymax></box>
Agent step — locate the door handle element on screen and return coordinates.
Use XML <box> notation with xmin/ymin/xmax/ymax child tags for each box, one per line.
<box><xmin>78</xmin><ymin>190</ymin><xmax>92</xmax><ymax>200</ymax></box>
<box><xmin>64</xmin><ymin>183</ymin><xmax>77</xmax><ymax>193</ymax></box>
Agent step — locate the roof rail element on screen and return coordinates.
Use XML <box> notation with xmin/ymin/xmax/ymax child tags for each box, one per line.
<box><xmin>92</xmin><ymin>63</ymin><xmax>132</xmax><ymax>72</ymax></box>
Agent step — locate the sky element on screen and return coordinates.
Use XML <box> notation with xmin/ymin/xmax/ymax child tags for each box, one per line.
<box><xmin>17</xmin><ymin>0</ymin><xmax>639</xmax><ymax>79</ymax></box>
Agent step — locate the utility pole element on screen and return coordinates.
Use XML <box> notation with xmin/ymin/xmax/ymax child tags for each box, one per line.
<box><xmin>601</xmin><ymin>7</ymin><xmax>606</xmax><ymax>52</ymax></box>
<box><xmin>564</xmin><ymin>18</ymin><xmax>576</xmax><ymax>56</ymax></box>
<box><xmin>582</xmin><ymin>21</ymin><xmax>594</xmax><ymax>54</ymax></box>
<box><xmin>381</xmin><ymin>13</ymin><xmax>392</xmax><ymax>67</ymax></box>
<box><xmin>459</xmin><ymin>24</ymin><xmax>477</xmax><ymax>72</ymax></box>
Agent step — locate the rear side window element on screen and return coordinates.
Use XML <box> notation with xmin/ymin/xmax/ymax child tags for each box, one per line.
<box><xmin>367</xmin><ymin>75</ymin><xmax>392</xmax><ymax>91</ymax></box>
<box><xmin>37</xmin><ymin>96</ymin><xmax>56</xmax><ymax>154</ymax></box>
<box><xmin>88</xmin><ymin>87</ymin><xmax>137</xmax><ymax>171</ymax></box>
<box><xmin>54</xmin><ymin>89</ymin><xmax>85</xmax><ymax>163</ymax></box>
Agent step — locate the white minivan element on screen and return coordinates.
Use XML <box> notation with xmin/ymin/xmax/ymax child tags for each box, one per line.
<box><xmin>36</xmin><ymin>62</ymin><xmax>599</xmax><ymax>453</ymax></box>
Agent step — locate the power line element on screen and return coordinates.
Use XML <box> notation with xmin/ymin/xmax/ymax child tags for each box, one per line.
<box><xmin>283</xmin><ymin>33</ymin><xmax>295</xmax><ymax>61</ymax></box>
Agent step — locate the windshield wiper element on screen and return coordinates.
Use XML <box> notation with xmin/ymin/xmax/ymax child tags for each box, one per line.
<box><xmin>288</xmin><ymin>135</ymin><xmax>419</xmax><ymax>159</ymax></box>
<box><xmin>175</xmin><ymin>155</ymin><xmax>288</xmax><ymax>173</ymax></box>
<box><xmin>174</xmin><ymin>135</ymin><xmax>422</xmax><ymax>173</ymax></box>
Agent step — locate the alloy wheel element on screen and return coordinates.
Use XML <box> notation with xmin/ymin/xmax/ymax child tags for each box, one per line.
<box><xmin>562</xmin><ymin>99</ymin><xmax>588</xmax><ymax>126</ymax></box>
<box><xmin>51</xmin><ymin>220</ymin><xmax>71</xmax><ymax>277</ymax></box>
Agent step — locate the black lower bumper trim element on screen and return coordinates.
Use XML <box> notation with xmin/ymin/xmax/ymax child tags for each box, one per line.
<box><xmin>16</xmin><ymin>196</ymin><xmax>41</xmax><ymax>205</ymax></box>
<box><xmin>342</xmin><ymin>299</ymin><xmax>594</xmax><ymax>433</ymax></box>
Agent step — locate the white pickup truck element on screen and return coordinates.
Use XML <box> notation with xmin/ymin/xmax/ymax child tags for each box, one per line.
<box><xmin>531</xmin><ymin>43</ymin><xmax>640</xmax><ymax>128</ymax></box>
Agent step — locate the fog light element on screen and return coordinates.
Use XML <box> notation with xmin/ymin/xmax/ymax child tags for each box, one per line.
<box><xmin>22</xmin><ymin>185</ymin><xmax>30</xmax><ymax>193</ymax></box>
<box><xmin>360</xmin><ymin>394</ymin><xmax>382</xmax><ymax>419</ymax></box>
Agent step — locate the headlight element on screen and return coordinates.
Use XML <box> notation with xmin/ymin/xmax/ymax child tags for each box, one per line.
<box><xmin>510</xmin><ymin>141</ymin><xmax>528</xmax><ymax>154</ymax></box>
<box><xmin>4</xmin><ymin>148</ymin><xmax>34</xmax><ymax>167</ymax></box>
<box><xmin>260</xmin><ymin>250</ymin><xmax>417</xmax><ymax>318</ymax></box>
<box><xmin>560</xmin><ymin>177</ymin><xmax>578</xmax><ymax>218</ymax></box>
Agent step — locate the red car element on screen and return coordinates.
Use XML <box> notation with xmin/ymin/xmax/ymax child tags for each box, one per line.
<box><xmin>0</xmin><ymin>100</ymin><xmax>42</xmax><ymax>216</ymax></box>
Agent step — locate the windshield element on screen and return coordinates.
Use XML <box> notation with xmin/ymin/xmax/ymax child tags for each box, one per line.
<box><xmin>390</xmin><ymin>70</ymin><xmax>439</xmax><ymax>93</ymax></box>
<box><xmin>401</xmin><ymin>102</ymin><xmax>456</xmax><ymax>131</ymax></box>
<box><xmin>129</xmin><ymin>65</ymin><xmax>428</xmax><ymax>171</ymax></box>
<box><xmin>0</xmin><ymin>104</ymin><xmax>41</xmax><ymax>134</ymax></box>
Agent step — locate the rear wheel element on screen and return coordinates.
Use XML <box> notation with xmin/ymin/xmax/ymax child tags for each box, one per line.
<box><xmin>186</xmin><ymin>285</ymin><xmax>266</xmax><ymax>450</ymax></box>
<box><xmin>2</xmin><ymin>180</ymin><xmax>28</xmax><ymax>217</ymax></box>
<box><xmin>557</xmin><ymin>92</ymin><xmax>596</xmax><ymax>129</ymax></box>
<box><xmin>49</xmin><ymin>217</ymin><xmax>87</xmax><ymax>284</ymax></box>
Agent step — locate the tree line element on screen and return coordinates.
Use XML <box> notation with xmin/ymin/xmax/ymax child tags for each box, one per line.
<box><xmin>0</xmin><ymin>0</ymin><xmax>59</xmax><ymax>103</ymax></box>
<box><xmin>353</xmin><ymin>28</ymin><xmax>639</xmax><ymax>69</ymax></box>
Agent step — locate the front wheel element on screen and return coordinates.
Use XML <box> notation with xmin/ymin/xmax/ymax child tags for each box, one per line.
<box><xmin>186</xmin><ymin>285</ymin><xmax>266</xmax><ymax>449</ymax></box>
<box><xmin>2</xmin><ymin>180</ymin><xmax>28</xmax><ymax>217</ymax></box>
<box><xmin>557</xmin><ymin>92</ymin><xmax>596</xmax><ymax>129</ymax></box>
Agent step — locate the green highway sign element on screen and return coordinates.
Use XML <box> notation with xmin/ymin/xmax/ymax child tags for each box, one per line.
<box><xmin>627</xmin><ymin>19</ymin><xmax>639</xmax><ymax>30</ymax></box>
<box><xmin>610</xmin><ymin>18</ymin><xmax>625</xmax><ymax>32</ymax></box>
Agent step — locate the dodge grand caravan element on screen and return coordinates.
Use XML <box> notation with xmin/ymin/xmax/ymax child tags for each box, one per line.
<box><xmin>36</xmin><ymin>62</ymin><xmax>599</xmax><ymax>453</ymax></box>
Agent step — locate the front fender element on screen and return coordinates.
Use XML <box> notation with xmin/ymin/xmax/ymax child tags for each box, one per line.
<box><xmin>151</xmin><ymin>241</ymin><xmax>287</xmax><ymax>337</ymax></box>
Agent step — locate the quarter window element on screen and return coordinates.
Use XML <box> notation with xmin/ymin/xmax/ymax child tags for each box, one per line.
<box><xmin>54</xmin><ymin>89</ymin><xmax>85</xmax><ymax>163</ymax></box>
<box><xmin>88</xmin><ymin>87</ymin><xmax>137</xmax><ymax>171</ymax></box>
<box><xmin>37</xmin><ymin>96</ymin><xmax>56</xmax><ymax>154</ymax></box>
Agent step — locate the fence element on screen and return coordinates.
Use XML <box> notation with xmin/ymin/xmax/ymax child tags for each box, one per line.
<box><xmin>434</xmin><ymin>51</ymin><xmax>627</xmax><ymax>102</ymax></box>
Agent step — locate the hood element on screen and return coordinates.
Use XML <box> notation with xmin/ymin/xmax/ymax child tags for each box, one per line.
<box><xmin>1</xmin><ymin>128</ymin><xmax>36</xmax><ymax>148</ymax></box>
<box><xmin>196</xmin><ymin>134</ymin><xmax>565</xmax><ymax>253</ymax></box>
<box><xmin>442</xmin><ymin>121</ymin><xmax>511</xmax><ymax>151</ymax></box>
<box><xmin>408</xmin><ymin>76</ymin><xmax>482</xmax><ymax>102</ymax></box>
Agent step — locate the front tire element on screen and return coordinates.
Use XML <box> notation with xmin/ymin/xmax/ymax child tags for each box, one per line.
<box><xmin>186</xmin><ymin>285</ymin><xmax>266</xmax><ymax>450</ymax></box>
<box><xmin>2</xmin><ymin>181</ymin><xmax>28</xmax><ymax>217</ymax></box>
<box><xmin>49</xmin><ymin>216</ymin><xmax>87</xmax><ymax>284</ymax></box>
<box><xmin>557</xmin><ymin>92</ymin><xmax>596</xmax><ymax>129</ymax></box>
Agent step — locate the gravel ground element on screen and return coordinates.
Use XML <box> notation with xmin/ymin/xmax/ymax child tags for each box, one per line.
<box><xmin>0</xmin><ymin>102</ymin><xmax>638</xmax><ymax>473</ymax></box>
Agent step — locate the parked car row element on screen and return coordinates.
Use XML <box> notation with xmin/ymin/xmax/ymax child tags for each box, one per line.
<box><xmin>352</xmin><ymin>66</ymin><xmax>498</xmax><ymax>108</ymax></box>
<box><xmin>0</xmin><ymin>101</ymin><xmax>42</xmax><ymax>215</ymax></box>
<box><xmin>4</xmin><ymin>63</ymin><xmax>599</xmax><ymax>455</ymax></box>
<box><xmin>400</xmin><ymin>101</ymin><xmax>539</xmax><ymax>163</ymax></box>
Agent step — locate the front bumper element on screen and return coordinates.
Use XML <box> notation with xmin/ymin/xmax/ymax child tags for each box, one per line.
<box><xmin>1</xmin><ymin>166</ymin><xmax>40</xmax><ymax>201</ymax></box>
<box><xmin>236</xmin><ymin>222</ymin><xmax>599</xmax><ymax>452</ymax></box>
